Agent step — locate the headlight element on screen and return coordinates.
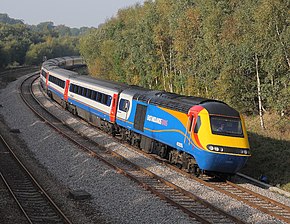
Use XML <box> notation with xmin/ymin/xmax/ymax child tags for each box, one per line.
<box><xmin>207</xmin><ymin>145</ymin><xmax>222</xmax><ymax>152</ymax></box>
<box><xmin>208</xmin><ymin>145</ymin><xmax>214</xmax><ymax>151</ymax></box>
<box><xmin>214</xmin><ymin>146</ymin><xmax>220</xmax><ymax>151</ymax></box>
<box><xmin>207</xmin><ymin>145</ymin><xmax>250</xmax><ymax>155</ymax></box>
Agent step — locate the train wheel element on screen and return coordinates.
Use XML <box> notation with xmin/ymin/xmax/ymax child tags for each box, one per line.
<box><xmin>47</xmin><ymin>91</ymin><xmax>52</xmax><ymax>99</ymax></box>
<box><xmin>159</xmin><ymin>146</ymin><xmax>169</xmax><ymax>159</ymax></box>
<box><xmin>194</xmin><ymin>165</ymin><xmax>201</xmax><ymax>177</ymax></box>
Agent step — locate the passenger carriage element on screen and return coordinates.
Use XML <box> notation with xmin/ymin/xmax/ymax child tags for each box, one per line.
<box><xmin>67</xmin><ymin>76</ymin><xmax>129</xmax><ymax>131</ymax></box>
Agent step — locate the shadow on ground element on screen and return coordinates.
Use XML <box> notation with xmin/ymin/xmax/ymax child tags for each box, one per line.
<box><xmin>241</xmin><ymin>132</ymin><xmax>290</xmax><ymax>190</ymax></box>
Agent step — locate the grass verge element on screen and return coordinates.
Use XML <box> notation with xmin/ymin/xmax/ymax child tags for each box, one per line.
<box><xmin>241</xmin><ymin>112</ymin><xmax>290</xmax><ymax>192</ymax></box>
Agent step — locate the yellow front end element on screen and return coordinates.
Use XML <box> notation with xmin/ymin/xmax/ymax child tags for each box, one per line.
<box><xmin>197</xmin><ymin>109</ymin><xmax>250</xmax><ymax>153</ymax></box>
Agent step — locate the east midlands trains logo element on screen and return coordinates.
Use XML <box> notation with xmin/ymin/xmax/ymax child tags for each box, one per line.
<box><xmin>147</xmin><ymin>115</ymin><xmax>168</xmax><ymax>126</ymax></box>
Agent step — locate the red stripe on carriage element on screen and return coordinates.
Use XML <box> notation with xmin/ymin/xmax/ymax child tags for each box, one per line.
<box><xmin>110</xmin><ymin>94</ymin><xmax>118</xmax><ymax>123</ymax></box>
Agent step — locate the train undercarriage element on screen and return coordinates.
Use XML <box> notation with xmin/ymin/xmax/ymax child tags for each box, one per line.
<box><xmin>46</xmin><ymin>91</ymin><xmax>212</xmax><ymax>178</ymax></box>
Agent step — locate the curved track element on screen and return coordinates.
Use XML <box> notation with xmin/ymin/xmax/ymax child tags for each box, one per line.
<box><xmin>0</xmin><ymin>66</ymin><xmax>37</xmax><ymax>76</ymax></box>
<box><xmin>0</xmin><ymin>131</ymin><xmax>72</xmax><ymax>223</ymax></box>
<box><xmin>22</xmin><ymin>74</ymin><xmax>246</xmax><ymax>223</ymax></box>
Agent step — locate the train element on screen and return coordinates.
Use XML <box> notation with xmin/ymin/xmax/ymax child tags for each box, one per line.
<box><xmin>40</xmin><ymin>56</ymin><xmax>250</xmax><ymax>177</ymax></box>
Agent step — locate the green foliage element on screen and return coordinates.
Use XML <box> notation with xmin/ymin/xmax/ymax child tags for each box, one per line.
<box><xmin>0</xmin><ymin>13</ymin><xmax>23</xmax><ymax>25</ymax></box>
<box><xmin>25</xmin><ymin>36</ymin><xmax>79</xmax><ymax>65</ymax></box>
<box><xmin>0</xmin><ymin>14</ymin><xmax>92</xmax><ymax>68</ymax></box>
<box><xmin>80</xmin><ymin>0</ymin><xmax>289</xmax><ymax>116</ymax></box>
<box><xmin>0</xmin><ymin>23</ymin><xmax>33</xmax><ymax>67</ymax></box>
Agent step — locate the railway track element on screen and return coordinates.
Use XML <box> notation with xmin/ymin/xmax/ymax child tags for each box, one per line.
<box><xmin>21</xmin><ymin>74</ymin><xmax>246</xmax><ymax>223</ymax></box>
<box><xmin>125</xmin><ymin>135</ymin><xmax>290</xmax><ymax>223</ymax></box>
<box><xmin>201</xmin><ymin>178</ymin><xmax>290</xmax><ymax>223</ymax></box>
<box><xmin>0</xmin><ymin>66</ymin><xmax>38</xmax><ymax>78</ymax></box>
<box><xmin>0</xmin><ymin>133</ymin><xmax>72</xmax><ymax>224</ymax></box>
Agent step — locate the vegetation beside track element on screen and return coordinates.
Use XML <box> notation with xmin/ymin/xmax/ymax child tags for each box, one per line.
<box><xmin>242</xmin><ymin>113</ymin><xmax>290</xmax><ymax>192</ymax></box>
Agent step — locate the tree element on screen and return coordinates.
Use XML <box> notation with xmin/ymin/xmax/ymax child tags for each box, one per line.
<box><xmin>25</xmin><ymin>36</ymin><xmax>79</xmax><ymax>65</ymax></box>
<box><xmin>79</xmin><ymin>0</ymin><xmax>289</xmax><ymax>118</ymax></box>
<box><xmin>0</xmin><ymin>13</ymin><xmax>23</xmax><ymax>25</ymax></box>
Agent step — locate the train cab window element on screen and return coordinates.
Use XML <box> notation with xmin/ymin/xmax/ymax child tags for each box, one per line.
<box><xmin>119</xmin><ymin>99</ymin><xmax>130</xmax><ymax>112</ymax></box>
<box><xmin>210</xmin><ymin>116</ymin><xmax>243</xmax><ymax>137</ymax></box>
<box><xmin>194</xmin><ymin>116</ymin><xmax>201</xmax><ymax>133</ymax></box>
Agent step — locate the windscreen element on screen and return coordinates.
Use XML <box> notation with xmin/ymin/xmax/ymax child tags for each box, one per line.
<box><xmin>210</xmin><ymin>116</ymin><xmax>243</xmax><ymax>137</ymax></box>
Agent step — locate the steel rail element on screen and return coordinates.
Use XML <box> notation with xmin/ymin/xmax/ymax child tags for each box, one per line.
<box><xmin>0</xmin><ymin>170</ymin><xmax>33</xmax><ymax>224</ymax></box>
<box><xmin>16</xmin><ymin>73</ymin><xmax>73</xmax><ymax>224</ymax></box>
<box><xmin>0</xmin><ymin>133</ymin><xmax>72</xmax><ymax>224</ymax></box>
<box><xmin>0</xmin><ymin>66</ymin><xmax>38</xmax><ymax>77</ymax></box>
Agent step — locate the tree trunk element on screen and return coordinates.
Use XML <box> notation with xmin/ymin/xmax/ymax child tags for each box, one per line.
<box><xmin>276</xmin><ymin>24</ymin><xmax>290</xmax><ymax>69</ymax></box>
<box><xmin>159</xmin><ymin>44</ymin><xmax>169</xmax><ymax>91</ymax></box>
<box><xmin>255</xmin><ymin>53</ymin><xmax>265</xmax><ymax>129</ymax></box>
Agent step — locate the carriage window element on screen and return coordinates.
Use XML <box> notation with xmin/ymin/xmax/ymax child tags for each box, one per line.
<box><xmin>101</xmin><ymin>94</ymin><xmax>107</xmax><ymax>104</ymax></box>
<box><xmin>75</xmin><ymin>85</ymin><xmax>78</xmax><ymax>93</ymax></box>
<box><xmin>106</xmin><ymin>96</ymin><xmax>112</xmax><ymax>106</ymax></box>
<box><xmin>119</xmin><ymin>99</ymin><xmax>130</xmax><ymax>112</ymax></box>
<box><xmin>78</xmin><ymin>87</ymin><xmax>83</xmax><ymax>95</ymax></box>
<box><xmin>91</xmin><ymin>91</ymin><xmax>96</xmax><ymax>100</ymax></box>
<box><xmin>87</xmin><ymin>89</ymin><xmax>92</xmax><ymax>98</ymax></box>
<box><xmin>70</xmin><ymin>84</ymin><xmax>74</xmax><ymax>92</ymax></box>
<box><xmin>96</xmin><ymin>92</ymin><xmax>102</xmax><ymax>102</ymax></box>
<box><xmin>48</xmin><ymin>75</ymin><xmax>65</xmax><ymax>88</ymax></box>
<box><xmin>83</xmin><ymin>88</ymin><xmax>87</xmax><ymax>97</ymax></box>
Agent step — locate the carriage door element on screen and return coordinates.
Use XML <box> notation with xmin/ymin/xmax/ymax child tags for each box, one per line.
<box><xmin>64</xmin><ymin>80</ymin><xmax>70</xmax><ymax>101</ymax></box>
<box><xmin>117</xmin><ymin>94</ymin><xmax>132</xmax><ymax>121</ymax></box>
<box><xmin>184</xmin><ymin>111</ymin><xmax>195</xmax><ymax>145</ymax></box>
<box><xmin>110</xmin><ymin>94</ymin><xmax>119</xmax><ymax>123</ymax></box>
<box><xmin>46</xmin><ymin>72</ymin><xmax>49</xmax><ymax>89</ymax></box>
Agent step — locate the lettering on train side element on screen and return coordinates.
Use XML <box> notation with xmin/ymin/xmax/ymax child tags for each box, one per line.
<box><xmin>147</xmin><ymin>115</ymin><xmax>168</xmax><ymax>126</ymax></box>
